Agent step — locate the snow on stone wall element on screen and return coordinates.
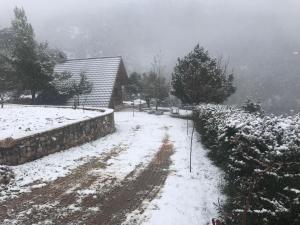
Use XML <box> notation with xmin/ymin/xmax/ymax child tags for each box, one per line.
<box><xmin>0</xmin><ymin>108</ymin><xmax>115</xmax><ymax>166</ymax></box>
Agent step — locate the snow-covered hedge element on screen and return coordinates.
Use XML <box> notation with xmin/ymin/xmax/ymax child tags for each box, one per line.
<box><xmin>194</xmin><ymin>104</ymin><xmax>300</xmax><ymax>225</ymax></box>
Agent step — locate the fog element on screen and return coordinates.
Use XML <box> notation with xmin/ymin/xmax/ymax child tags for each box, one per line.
<box><xmin>1</xmin><ymin>0</ymin><xmax>300</xmax><ymax>113</ymax></box>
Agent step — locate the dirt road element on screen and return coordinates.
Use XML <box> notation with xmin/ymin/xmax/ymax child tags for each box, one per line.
<box><xmin>0</xmin><ymin>112</ymin><xmax>224</xmax><ymax>225</ymax></box>
<box><xmin>0</xmin><ymin>136</ymin><xmax>174</xmax><ymax>225</ymax></box>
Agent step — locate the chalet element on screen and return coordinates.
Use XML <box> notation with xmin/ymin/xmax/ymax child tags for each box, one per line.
<box><xmin>54</xmin><ymin>56</ymin><xmax>128</xmax><ymax>109</ymax></box>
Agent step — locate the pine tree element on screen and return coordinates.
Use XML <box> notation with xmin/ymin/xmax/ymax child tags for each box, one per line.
<box><xmin>127</xmin><ymin>72</ymin><xmax>142</xmax><ymax>97</ymax></box>
<box><xmin>172</xmin><ymin>44</ymin><xmax>236</xmax><ymax>104</ymax></box>
<box><xmin>1</xmin><ymin>8</ymin><xmax>69</xmax><ymax>105</ymax></box>
<box><xmin>0</xmin><ymin>59</ymin><xmax>15</xmax><ymax>108</ymax></box>
<box><xmin>0</xmin><ymin>30</ymin><xmax>18</xmax><ymax>107</ymax></box>
<box><xmin>11</xmin><ymin>7</ymin><xmax>54</xmax><ymax>104</ymax></box>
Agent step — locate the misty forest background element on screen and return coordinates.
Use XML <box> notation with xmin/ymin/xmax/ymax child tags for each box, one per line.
<box><xmin>1</xmin><ymin>0</ymin><xmax>300</xmax><ymax>114</ymax></box>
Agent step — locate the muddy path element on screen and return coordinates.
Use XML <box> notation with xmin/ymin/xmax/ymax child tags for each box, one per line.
<box><xmin>0</xmin><ymin>136</ymin><xmax>174</xmax><ymax>225</ymax></box>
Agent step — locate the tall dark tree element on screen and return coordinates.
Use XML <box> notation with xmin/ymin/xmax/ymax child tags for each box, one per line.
<box><xmin>11</xmin><ymin>7</ymin><xmax>55</xmax><ymax>103</ymax></box>
<box><xmin>141</xmin><ymin>71</ymin><xmax>169</xmax><ymax>109</ymax></box>
<box><xmin>0</xmin><ymin>8</ymin><xmax>69</xmax><ymax>105</ymax></box>
<box><xmin>127</xmin><ymin>72</ymin><xmax>142</xmax><ymax>97</ymax></box>
<box><xmin>172</xmin><ymin>44</ymin><xmax>236</xmax><ymax>104</ymax></box>
<box><xmin>0</xmin><ymin>29</ymin><xmax>19</xmax><ymax>107</ymax></box>
<box><xmin>0</xmin><ymin>28</ymin><xmax>15</xmax><ymax>62</ymax></box>
<box><xmin>0</xmin><ymin>57</ymin><xmax>15</xmax><ymax>108</ymax></box>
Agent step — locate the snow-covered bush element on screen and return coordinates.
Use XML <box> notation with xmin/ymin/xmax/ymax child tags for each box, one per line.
<box><xmin>194</xmin><ymin>104</ymin><xmax>300</xmax><ymax>225</ymax></box>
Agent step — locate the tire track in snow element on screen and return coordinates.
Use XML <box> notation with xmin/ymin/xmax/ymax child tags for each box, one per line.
<box><xmin>0</xmin><ymin>144</ymin><xmax>127</xmax><ymax>225</ymax></box>
<box><xmin>80</xmin><ymin>135</ymin><xmax>174</xmax><ymax>225</ymax></box>
<box><xmin>1</xmin><ymin>133</ymin><xmax>175</xmax><ymax>225</ymax></box>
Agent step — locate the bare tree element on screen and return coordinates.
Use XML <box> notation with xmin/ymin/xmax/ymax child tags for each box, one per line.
<box><xmin>145</xmin><ymin>52</ymin><xmax>170</xmax><ymax>110</ymax></box>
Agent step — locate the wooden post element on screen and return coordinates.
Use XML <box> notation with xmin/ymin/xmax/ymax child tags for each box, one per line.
<box><xmin>133</xmin><ymin>100</ymin><xmax>135</xmax><ymax>117</ymax></box>
<box><xmin>189</xmin><ymin>121</ymin><xmax>195</xmax><ymax>173</ymax></box>
<box><xmin>1</xmin><ymin>96</ymin><xmax>3</xmax><ymax>108</ymax></box>
<box><xmin>186</xmin><ymin>109</ymin><xmax>189</xmax><ymax>135</ymax></box>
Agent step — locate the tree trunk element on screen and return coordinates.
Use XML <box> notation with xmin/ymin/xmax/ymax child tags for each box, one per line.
<box><xmin>155</xmin><ymin>99</ymin><xmax>158</xmax><ymax>111</ymax></box>
<box><xmin>146</xmin><ymin>98</ymin><xmax>150</xmax><ymax>108</ymax></box>
<box><xmin>1</xmin><ymin>97</ymin><xmax>3</xmax><ymax>108</ymax></box>
<box><xmin>74</xmin><ymin>95</ymin><xmax>79</xmax><ymax>109</ymax></box>
<box><xmin>31</xmin><ymin>90</ymin><xmax>36</xmax><ymax>105</ymax></box>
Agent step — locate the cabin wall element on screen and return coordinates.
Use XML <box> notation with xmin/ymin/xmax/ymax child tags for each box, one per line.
<box><xmin>110</xmin><ymin>60</ymin><xmax>128</xmax><ymax>108</ymax></box>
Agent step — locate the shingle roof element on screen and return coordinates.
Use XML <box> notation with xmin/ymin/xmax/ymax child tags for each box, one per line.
<box><xmin>54</xmin><ymin>56</ymin><xmax>122</xmax><ymax>108</ymax></box>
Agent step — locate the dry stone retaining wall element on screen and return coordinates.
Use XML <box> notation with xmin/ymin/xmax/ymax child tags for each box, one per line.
<box><xmin>0</xmin><ymin>108</ymin><xmax>115</xmax><ymax>166</ymax></box>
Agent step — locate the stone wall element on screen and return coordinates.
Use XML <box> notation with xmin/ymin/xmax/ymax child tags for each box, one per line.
<box><xmin>0</xmin><ymin>109</ymin><xmax>115</xmax><ymax>166</ymax></box>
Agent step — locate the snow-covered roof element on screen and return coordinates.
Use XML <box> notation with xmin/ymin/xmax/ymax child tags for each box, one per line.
<box><xmin>54</xmin><ymin>56</ymin><xmax>122</xmax><ymax>107</ymax></box>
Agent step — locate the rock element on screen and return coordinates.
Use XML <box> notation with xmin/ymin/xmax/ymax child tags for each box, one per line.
<box><xmin>0</xmin><ymin>166</ymin><xmax>15</xmax><ymax>185</ymax></box>
<box><xmin>155</xmin><ymin>110</ymin><xmax>164</xmax><ymax>115</ymax></box>
<box><xmin>0</xmin><ymin>137</ymin><xmax>16</xmax><ymax>148</ymax></box>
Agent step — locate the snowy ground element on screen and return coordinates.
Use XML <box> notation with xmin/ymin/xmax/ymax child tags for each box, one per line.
<box><xmin>123</xmin><ymin>99</ymin><xmax>147</xmax><ymax>106</ymax></box>
<box><xmin>0</xmin><ymin>111</ymin><xmax>224</xmax><ymax>225</ymax></box>
<box><xmin>0</xmin><ymin>105</ymin><xmax>111</xmax><ymax>140</ymax></box>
